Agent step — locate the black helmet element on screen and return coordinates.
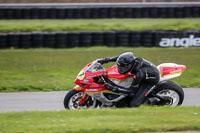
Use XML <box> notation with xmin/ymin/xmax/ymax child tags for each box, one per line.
<box><xmin>116</xmin><ymin>52</ymin><xmax>135</xmax><ymax>74</ymax></box>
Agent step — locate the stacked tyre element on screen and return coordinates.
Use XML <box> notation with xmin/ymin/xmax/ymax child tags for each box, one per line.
<box><xmin>0</xmin><ymin>33</ymin><xmax>7</xmax><ymax>48</ymax></box>
<box><xmin>80</xmin><ymin>32</ymin><xmax>92</xmax><ymax>47</ymax></box>
<box><xmin>141</xmin><ymin>31</ymin><xmax>155</xmax><ymax>47</ymax></box>
<box><xmin>31</xmin><ymin>32</ymin><xmax>44</xmax><ymax>48</ymax></box>
<box><xmin>104</xmin><ymin>31</ymin><xmax>116</xmax><ymax>47</ymax></box>
<box><xmin>20</xmin><ymin>33</ymin><xmax>32</xmax><ymax>48</ymax></box>
<box><xmin>68</xmin><ymin>32</ymin><xmax>80</xmax><ymax>47</ymax></box>
<box><xmin>92</xmin><ymin>32</ymin><xmax>104</xmax><ymax>46</ymax></box>
<box><xmin>129</xmin><ymin>31</ymin><xmax>141</xmax><ymax>47</ymax></box>
<box><xmin>116</xmin><ymin>31</ymin><xmax>129</xmax><ymax>47</ymax></box>
<box><xmin>7</xmin><ymin>33</ymin><xmax>20</xmax><ymax>48</ymax></box>
<box><xmin>56</xmin><ymin>32</ymin><xmax>68</xmax><ymax>48</ymax></box>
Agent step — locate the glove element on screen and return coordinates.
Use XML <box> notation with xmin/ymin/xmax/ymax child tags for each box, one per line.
<box><xmin>104</xmin><ymin>83</ymin><xmax>134</xmax><ymax>95</ymax></box>
<box><xmin>104</xmin><ymin>83</ymin><xmax>114</xmax><ymax>91</ymax></box>
<box><xmin>104</xmin><ymin>83</ymin><xmax>119</xmax><ymax>92</ymax></box>
<box><xmin>97</xmin><ymin>58</ymin><xmax>110</xmax><ymax>64</ymax></box>
<box><xmin>98</xmin><ymin>78</ymin><xmax>105</xmax><ymax>85</ymax></box>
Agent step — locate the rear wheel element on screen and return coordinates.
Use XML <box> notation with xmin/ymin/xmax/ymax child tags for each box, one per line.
<box><xmin>153</xmin><ymin>81</ymin><xmax>184</xmax><ymax>106</ymax></box>
<box><xmin>64</xmin><ymin>89</ymin><xmax>97</xmax><ymax>110</ymax></box>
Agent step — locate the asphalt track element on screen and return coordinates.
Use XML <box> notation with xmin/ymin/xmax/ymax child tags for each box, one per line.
<box><xmin>0</xmin><ymin>88</ymin><xmax>199</xmax><ymax>113</ymax></box>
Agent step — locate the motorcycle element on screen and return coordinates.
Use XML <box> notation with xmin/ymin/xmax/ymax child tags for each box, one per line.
<box><xmin>64</xmin><ymin>60</ymin><xmax>186</xmax><ymax>110</ymax></box>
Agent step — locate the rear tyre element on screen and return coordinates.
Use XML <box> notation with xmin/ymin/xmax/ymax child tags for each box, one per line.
<box><xmin>154</xmin><ymin>81</ymin><xmax>184</xmax><ymax>106</ymax></box>
<box><xmin>64</xmin><ymin>89</ymin><xmax>97</xmax><ymax>110</ymax></box>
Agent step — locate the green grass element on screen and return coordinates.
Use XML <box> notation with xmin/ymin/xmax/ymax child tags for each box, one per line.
<box><xmin>0</xmin><ymin>47</ymin><xmax>200</xmax><ymax>92</ymax></box>
<box><xmin>0</xmin><ymin>106</ymin><xmax>200</xmax><ymax>133</ymax></box>
<box><xmin>0</xmin><ymin>19</ymin><xmax>200</xmax><ymax>32</ymax></box>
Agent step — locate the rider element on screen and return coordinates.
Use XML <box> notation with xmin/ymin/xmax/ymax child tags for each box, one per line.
<box><xmin>98</xmin><ymin>52</ymin><xmax>160</xmax><ymax>107</ymax></box>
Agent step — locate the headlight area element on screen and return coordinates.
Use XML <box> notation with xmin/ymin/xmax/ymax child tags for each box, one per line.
<box><xmin>76</xmin><ymin>70</ymin><xmax>85</xmax><ymax>80</ymax></box>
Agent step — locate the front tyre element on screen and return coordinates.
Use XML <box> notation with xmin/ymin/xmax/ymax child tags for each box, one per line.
<box><xmin>154</xmin><ymin>81</ymin><xmax>184</xmax><ymax>106</ymax></box>
<box><xmin>64</xmin><ymin>89</ymin><xmax>97</xmax><ymax>110</ymax></box>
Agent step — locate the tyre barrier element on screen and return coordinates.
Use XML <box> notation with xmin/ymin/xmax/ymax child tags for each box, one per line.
<box><xmin>0</xmin><ymin>5</ymin><xmax>200</xmax><ymax>19</ymax></box>
<box><xmin>104</xmin><ymin>31</ymin><xmax>116</xmax><ymax>47</ymax></box>
<box><xmin>31</xmin><ymin>32</ymin><xmax>44</xmax><ymax>48</ymax></box>
<box><xmin>141</xmin><ymin>31</ymin><xmax>156</xmax><ymax>47</ymax></box>
<box><xmin>0</xmin><ymin>33</ymin><xmax>7</xmax><ymax>48</ymax></box>
<box><xmin>68</xmin><ymin>32</ymin><xmax>80</xmax><ymax>47</ymax></box>
<box><xmin>20</xmin><ymin>33</ymin><xmax>31</xmax><ymax>48</ymax></box>
<box><xmin>55</xmin><ymin>32</ymin><xmax>68</xmax><ymax>48</ymax></box>
<box><xmin>0</xmin><ymin>30</ymin><xmax>200</xmax><ymax>49</ymax></box>
<box><xmin>7</xmin><ymin>33</ymin><xmax>20</xmax><ymax>48</ymax></box>
<box><xmin>92</xmin><ymin>32</ymin><xmax>104</xmax><ymax>46</ymax></box>
<box><xmin>44</xmin><ymin>32</ymin><xmax>56</xmax><ymax>48</ymax></box>
<box><xmin>129</xmin><ymin>31</ymin><xmax>141</xmax><ymax>47</ymax></box>
<box><xmin>116</xmin><ymin>31</ymin><xmax>129</xmax><ymax>46</ymax></box>
<box><xmin>80</xmin><ymin>32</ymin><xmax>92</xmax><ymax>47</ymax></box>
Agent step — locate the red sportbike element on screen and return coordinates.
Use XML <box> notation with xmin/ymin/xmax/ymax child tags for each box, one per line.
<box><xmin>64</xmin><ymin>60</ymin><xmax>186</xmax><ymax>110</ymax></box>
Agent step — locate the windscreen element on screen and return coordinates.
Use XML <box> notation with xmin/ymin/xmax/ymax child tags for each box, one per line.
<box><xmin>86</xmin><ymin>61</ymin><xmax>105</xmax><ymax>73</ymax></box>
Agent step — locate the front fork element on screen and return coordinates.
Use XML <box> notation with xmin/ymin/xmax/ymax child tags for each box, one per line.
<box><xmin>79</xmin><ymin>93</ymin><xmax>88</xmax><ymax>105</ymax></box>
<box><xmin>73</xmin><ymin>85</ymin><xmax>88</xmax><ymax>105</ymax></box>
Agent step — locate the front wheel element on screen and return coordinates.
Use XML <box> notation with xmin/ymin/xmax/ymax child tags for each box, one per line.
<box><xmin>64</xmin><ymin>89</ymin><xmax>97</xmax><ymax>110</ymax></box>
<box><xmin>153</xmin><ymin>81</ymin><xmax>184</xmax><ymax>106</ymax></box>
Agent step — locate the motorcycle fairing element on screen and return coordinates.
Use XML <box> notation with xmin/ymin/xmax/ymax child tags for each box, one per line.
<box><xmin>73</xmin><ymin>85</ymin><xmax>84</xmax><ymax>91</ymax></box>
<box><xmin>106</xmin><ymin>65</ymin><xmax>132</xmax><ymax>81</ymax></box>
<box><xmin>73</xmin><ymin>85</ymin><xmax>111</xmax><ymax>93</ymax></box>
<box><xmin>75</xmin><ymin>61</ymin><xmax>106</xmax><ymax>88</ymax></box>
<box><xmin>157</xmin><ymin>63</ymin><xmax>186</xmax><ymax>81</ymax></box>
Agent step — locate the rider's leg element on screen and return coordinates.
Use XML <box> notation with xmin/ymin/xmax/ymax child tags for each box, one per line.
<box><xmin>129</xmin><ymin>83</ymin><xmax>153</xmax><ymax>107</ymax></box>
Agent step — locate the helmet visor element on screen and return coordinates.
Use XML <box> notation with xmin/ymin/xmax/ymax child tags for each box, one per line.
<box><xmin>117</xmin><ymin>63</ymin><xmax>133</xmax><ymax>74</ymax></box>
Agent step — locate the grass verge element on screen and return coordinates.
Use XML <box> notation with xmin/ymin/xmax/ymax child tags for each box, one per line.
<box><xmin>0</xmin><ymin>47</ymin><xmax>200</xmax><ymax>92</ymax></box>
<box><xmin>0</xmin><ymin>19</ymin><xmax>200</xmax><ymax>32</ymax></box>
<box><xmin>0</xmin><ymin>106</ymin><xmax>200</xmax><ymax>133</ymax></box>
